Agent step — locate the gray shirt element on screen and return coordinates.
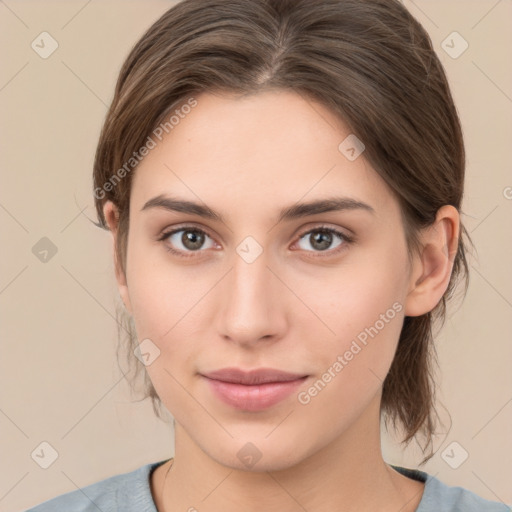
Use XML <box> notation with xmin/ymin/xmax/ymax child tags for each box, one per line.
<box><xmin>25</xmin><ymin>459</ymin><xmax>511</xmax><ymax>511</ymax></box>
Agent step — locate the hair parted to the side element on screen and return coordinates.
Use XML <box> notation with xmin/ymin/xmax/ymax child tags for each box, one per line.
<box><xmin>92</xmin><ymin>0</ymin><xmax>473</xmax><ymax>465</ymax></box>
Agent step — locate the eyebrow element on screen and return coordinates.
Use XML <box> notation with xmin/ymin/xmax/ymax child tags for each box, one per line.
<box><xmin>141</xmin><ymin>194</ymin><xmax>375</xmax><ymax>224</ymax></box>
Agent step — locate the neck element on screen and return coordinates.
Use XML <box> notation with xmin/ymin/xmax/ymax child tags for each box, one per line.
<box><xmin>154</xmin><ymin>394</ymin><xmax>424</xmax><ymax>512</ymax></box>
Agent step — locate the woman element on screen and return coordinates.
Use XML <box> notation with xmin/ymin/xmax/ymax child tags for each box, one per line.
<box><xmin>26</xmin><ymin>0</ymin><xmax>510</xmax><ymax>510</ymax></box>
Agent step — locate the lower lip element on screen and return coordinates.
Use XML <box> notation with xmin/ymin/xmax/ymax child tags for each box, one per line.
<box><xmin>203</xmin><ymin>376</ymin><xmax>308</xmax><ymax>412</ymax></box>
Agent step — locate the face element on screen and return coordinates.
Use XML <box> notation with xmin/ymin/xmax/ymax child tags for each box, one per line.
<box><xmin>107</xmin><ymin>90</ymin><xmax>419</xmax><ymax>471</ymax></box>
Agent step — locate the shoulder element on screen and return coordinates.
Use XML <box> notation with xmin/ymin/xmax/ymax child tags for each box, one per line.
<box><xmin>391</xmin><ymin>465</ymin><xmax>511</xmax><ymax>512</ymax></box>
<box><xmin>24</xmin><ymin>459</ymin><xmax>170</xmax><ymax>512</ymax></box>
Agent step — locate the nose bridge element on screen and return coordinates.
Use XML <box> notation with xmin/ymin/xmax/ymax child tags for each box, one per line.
<box><xmin>218</xmin><ymin>242</ymin><xmax>283</xmax><ymax>343</ymax></box>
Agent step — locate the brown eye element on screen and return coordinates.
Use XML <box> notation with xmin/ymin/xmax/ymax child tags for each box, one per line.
<box><xmin>295</xmin><ymin>227</ymin><xmax>352</xmax><ymax>255</ymax></box>
<box><xmin>179</xmin><ymin>229</ymin><xmax>206</xmax><ymax>251</ymax></box>
<box><xmin>160</xmin><ymin>227</ymin><xmax>216</xmax><ymax>256</ymax></box>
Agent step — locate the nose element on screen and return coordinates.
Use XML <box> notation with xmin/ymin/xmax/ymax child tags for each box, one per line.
<box><xmin>215</xmin><ymin>247</ymin><xmax>288</xmax><ymax>348</ymax></box>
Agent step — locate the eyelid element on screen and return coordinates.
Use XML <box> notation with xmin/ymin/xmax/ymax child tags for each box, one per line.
<box><xmin>295</xmin><ymin>223</ymin><xmax>354</xmax><ymax>241</ymax></box>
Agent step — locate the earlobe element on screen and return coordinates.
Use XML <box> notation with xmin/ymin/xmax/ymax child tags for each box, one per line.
<box><xmin>102</xmin><ymin>201</ymin><xmax>133</xmax><ymax>315</ymax></box>
<box><xmin>404</xmin><ymin>205</ymin><xmax>460</xmax><ymax>317</ymax></box>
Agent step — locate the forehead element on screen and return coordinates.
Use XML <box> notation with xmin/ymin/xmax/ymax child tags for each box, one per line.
<box><xmin>130</xmin><ymin>90</ymin><xmax>395</xmax><ymax>219</ymax></box>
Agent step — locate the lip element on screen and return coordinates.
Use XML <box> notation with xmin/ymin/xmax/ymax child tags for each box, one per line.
<box><xmin>202</xmin><ymin>367</ymin><xmax>308</xmax><ymax>385</ymax></box>
<box><xmin>201</xmin><ymin>367</ymin><xmax>309</xmax><ymax>412</ymax></box>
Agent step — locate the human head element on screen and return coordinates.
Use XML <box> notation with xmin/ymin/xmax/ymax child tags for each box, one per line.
<box><xmin>93</xmin><ymin>0</ymin><xmax>471</xmax><ymax>465</ymax></box>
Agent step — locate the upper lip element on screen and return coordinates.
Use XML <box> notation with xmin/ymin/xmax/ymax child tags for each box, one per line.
<box><xmin>201</xmin><ymin>367</ymin><xmax>308</xmax><ymax>385</ymax></box>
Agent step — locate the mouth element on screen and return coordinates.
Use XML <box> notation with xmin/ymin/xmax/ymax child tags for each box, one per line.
<box><xmin>200</xmin><ymin>367</ymin><xmax>309</xmax><ymax>411</ymax></box>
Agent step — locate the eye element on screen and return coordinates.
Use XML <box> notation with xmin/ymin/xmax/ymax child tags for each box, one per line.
<box><xmin>293</xmin><ymin>226</ymin><xmax>353</xmax><ymax>256</ymax></box>
<box><xmin>158</xmin><ymin>224</ymin><xmax>353</xmax><ymax>259</ymax></box>
<box><xmin>158</xmin><ymin>226</ymin><xmax>216</xmax><ymax>257</ymax></box>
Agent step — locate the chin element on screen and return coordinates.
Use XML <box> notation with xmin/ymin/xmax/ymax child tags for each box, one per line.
<box><xmin>204</xmin><ymin>436</ymin><xmax>310</xmax><ymax>474</ymax></box>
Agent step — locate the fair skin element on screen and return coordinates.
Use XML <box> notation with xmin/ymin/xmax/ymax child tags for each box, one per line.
<box><xmin>103</xmin><ymin>89</ymin><xmax>459</xmax><ymax>512</ymax></box>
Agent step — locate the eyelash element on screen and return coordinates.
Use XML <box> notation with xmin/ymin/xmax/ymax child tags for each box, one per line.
<box><xmin>157</xmin><ymin>224</ymin><xmax>354</xmax><ymax>259</ymax></box>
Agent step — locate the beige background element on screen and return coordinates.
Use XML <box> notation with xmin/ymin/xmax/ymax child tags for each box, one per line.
<box><xmin>1</xmin><ymin>1</ymin><xmax>511</xmax><ymax>510</ymax></box>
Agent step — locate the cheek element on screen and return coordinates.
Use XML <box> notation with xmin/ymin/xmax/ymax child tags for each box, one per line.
<box><xmin>302</xmin><ymin>253</ymin><xmax>405</xmax><ymax>342</ymax></box>
<box><xmin>293</xmin><ymin>278</ymin><xmax>405</xmax><ymax>432</ymax></box>
<box><xmin>125</xmin><ymin>250</ymin><xmax>201</xmax><ymax>411</ymax></box>
<box><xmin>124</xmin><ymin>242</ymin><xmax>212</xmax><ymax>399</ymax></box>
<box><xmin>125</xmin><ymin>237</ymin><xmax>203</xmax><ymax>338</ymax></box>
<box><xmin>298</xmin><ymin>249</ymin><xmax>407</xmax><ymax>394</ymax></box>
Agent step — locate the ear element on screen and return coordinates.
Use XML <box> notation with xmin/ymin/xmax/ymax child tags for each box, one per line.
<box><xmin>103</xmin><ymin>201</ymin><xmax>133</xmax><ymax>315</ymax></box>
<box><xmin>404</xmin><ymin>205</ymin><xmax>460</xmax><ymax>317</ymax></box>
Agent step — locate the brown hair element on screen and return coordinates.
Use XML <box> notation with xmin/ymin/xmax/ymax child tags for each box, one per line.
<box><xmin>92</xmin><ymin>0</ymin><xmax>473</xmax><ymax>464</ymax></box>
